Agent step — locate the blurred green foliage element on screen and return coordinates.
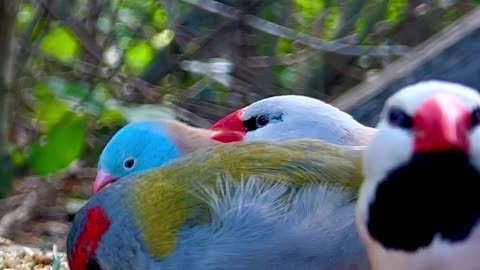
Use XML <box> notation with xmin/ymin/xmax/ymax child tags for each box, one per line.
<box><xmin>1</xmin><ymin>0</ymin><xmax>476</xmax><ymax>196</ymax></box>
<box><xmin>29</xmin><ymin>113</ymin><xmax>86</xmax><ymax>175</ymax></box>
<box><xmin>126</xmin><ymin>41</ymin><xmax>156</xmax><ymax>74</ymax></box>
<box><xmin>40</xmin><ymin>26</ymin><xmax>80</xmax><ymax>63</ymax></box>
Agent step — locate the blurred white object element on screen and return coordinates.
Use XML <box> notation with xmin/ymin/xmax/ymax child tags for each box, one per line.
<box><xmin>103</xmin><ymin>46</ymin><xmax>121</xmax><ymax>68</ymax></box>
<box><xmin>439</xmin><ymin>0</ymin><xmax>456</xmax><ymax>8</ymax></box>
<box><xmin>181</xmin><ymin>58</ymin><xmax>234</xmax><ymax>87</ymax></box>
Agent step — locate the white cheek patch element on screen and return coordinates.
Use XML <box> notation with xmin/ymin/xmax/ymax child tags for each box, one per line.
<box><xmin>363</xmin><ymin>123</ymin><xmax>414</xmax><ymax>186</ymax></box>
<box><xmin>245</xmin><ymin>128</ymin><xmax>271</xmax><ymax>142</ymax></box>
<box><xmin>245</xmin><ymin>122</ymin><xmax>291</xmax><ymax>142</ymax></box>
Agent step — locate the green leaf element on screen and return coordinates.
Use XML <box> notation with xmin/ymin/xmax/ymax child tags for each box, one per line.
<box><xmin>35</xmin><ymin>98</ymin><xmax>70</xmax><ymax>132</ymax></box>
<box><xmin>16</xmin><ymin>4</ymin><xmax>34</xmax><ymax>31</ymax></box>
<box><xmin>151</xmin><ymin>29</ymin><xmax>174</xmax><ymax>49</ymax></box>
<box><xmin>99</xmin><ymin>109</ymin><xmax>126</xmax><ymax>126</ymax></box>
<box><xmin>125</xmin><ymin>41</ymin><xmax>155</xmax><ymax>75</ymax></box>
<box><xmin>9</xmin><ymin>146</ymin><xmax>26</xmax><ymax>167</ymax></box>
<box><xmin>40</xmin><ymin>26</ymin><xmax>80</xmax><ymax>63</ymax></box>
<box><xmin>34</xmin><ymin>83</ymin><xmax>54</xmax><ymax>101</ymax></box>
<box><xmin>277</xmin><ymin>39</ymin><xmax>293</xmax><ymax>54</ymax></box>
<box><xmin>294</xmin><ymin>0</ymin><xmax>324</xmax><ymax>20</ymax></box>
<box><xmin>28</xmin><ymin>114</ymin><xmax>86</xmax><ymax>176</ymax></box>
<box><xmin>385</xmin><ymin>0</ymin><xmax>407</xmax><ymax>25</ymax></box>
<box><xmin>152</xmin><ymin>8</ymin><xmax>168</xmax><ymax>29</ymax></box>
<box><xmin>35</xmin><ymin>78</ymin><xmax>106</xmax><ymax>116</ymax></box>
<box><xmin>323</xmin><ymin>4</ymin><xmax>340</xmax><ymax>40</ymax></box>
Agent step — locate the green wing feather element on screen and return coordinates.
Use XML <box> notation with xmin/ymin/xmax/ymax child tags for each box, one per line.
<box><xmin>127</xmin><ymin>139</ymin><xmax>364</xmax><ymax>259</ymax></box>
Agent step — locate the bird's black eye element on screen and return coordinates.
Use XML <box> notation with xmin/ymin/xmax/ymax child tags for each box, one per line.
<box><xmin>387</xmin><ymin>107</ymin><xmax>413</xmax><ymax>129</ymax></box>
<box><xmin>243</xmin><ymin>113</ymin><xmax>283</xmax><ymax>132</ymax></box>
<box><xmin>86</xmin><ymin>257</ymin><xmax>102</xmax><ymax>270</ymax></box>
<box><xmin>123</xmin><ymin>158</ymin><xmax>135</xmax><ymax>170</ymax></box>
<box><xmin>244</xmin><ymin>114</ymin><xmax>270</xmax><ymax>131</ymax></box>
<box><xmin>256</xmin><ymin>115</ymin><xmax>270</xmax><ymax>128</ymax></box>
<box><xmin>470</xmin><ymin>107</ymin><xmax>480</xmax><ymax>128</ymax></box>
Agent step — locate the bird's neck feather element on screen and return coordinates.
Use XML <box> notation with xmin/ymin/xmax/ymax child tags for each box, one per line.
<box><xmin>160</xmin><ymin>120</ymin><xmax>218</xmax><ymax>155</ymax></box>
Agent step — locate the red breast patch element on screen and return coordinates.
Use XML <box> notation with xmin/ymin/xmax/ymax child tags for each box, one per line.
<box><xmin>70</xmin><ymin>207</ymin><xmax>111</xmax><ymax>270</ymax></box>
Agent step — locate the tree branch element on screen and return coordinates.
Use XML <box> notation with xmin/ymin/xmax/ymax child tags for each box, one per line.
<box><xmin>0</xmin><ymin>0</ymin><xmax>18</xmax><ymax>197</ymax></box>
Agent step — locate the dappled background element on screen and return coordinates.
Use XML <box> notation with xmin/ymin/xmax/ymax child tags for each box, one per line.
<box><xmin>0</xmin><ymin>0</ymin><xmax>477</xmax><ymax>252</ymax></box>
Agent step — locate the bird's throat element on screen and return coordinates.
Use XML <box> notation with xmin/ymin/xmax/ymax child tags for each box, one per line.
<box><xmin>367</xmin><ymin>151</ymin><xmax>480</xmax><ymax>252</ymax></box>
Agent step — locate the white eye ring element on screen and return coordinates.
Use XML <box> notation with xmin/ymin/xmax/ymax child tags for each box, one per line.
<box><xmin>123</xmin><ymin>158</ymin><xmax>135</xmax><ymax>170</ymax></box>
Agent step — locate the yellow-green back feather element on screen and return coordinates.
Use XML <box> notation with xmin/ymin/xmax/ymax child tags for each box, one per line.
<box><xmin>127</xmin><ymin>139</ymin><xmax>364</xmax><ymax>259</ymax></box>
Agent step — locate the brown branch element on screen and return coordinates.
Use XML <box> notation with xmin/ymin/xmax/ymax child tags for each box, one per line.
<box><xmin>0</xmin><ymin>191</ymin><xmax>39</xmax><ymax>237</ymax></box>
<box><xmin>245</xmin><ymin>49</ymin><xmax>318</xmax><ymax>67</ymax></box>
<box><xmin>0</xmin><ymin>1</ymin><xmax>19</xmax><ymax>197</ymax></box>
<box><xmin>169</xmin><ymin>104</ymin><xmax>213</xmax><ymax>128</ymax></box>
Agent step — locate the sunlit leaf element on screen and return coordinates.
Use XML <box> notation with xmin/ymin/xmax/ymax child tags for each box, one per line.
<box><xmin>151</xmin><ymin>29</ymin><xmax>174</xmax><ymax>49</ymax></box>
<box><xmin>29</xmin><ymin>114</ymin><xmax>86</xmax><ymax>176</ymax></box>
<box><xmin>385</xmin><ymin>0</ymin><xmax>407</xmax><ymax>25</ymax></box>
<box><xmin>294</xmin><ymin>0</ymin><xmax>324</xmax><ymax>20</ymax></box>
<box><xmin>99</xmin><ymin>109</ymin><xmax>126</xmax><ymax>126</ymax></box>
<box><xmin>35</xmin><ymin>98</ymin><xmax>70</xmax><ymax>132</ymax></box>
<box><xmin>9</xmin><ymin>145</ymin><xmax>26</xmax><ymax>167</ymax></box>
<box><xmin>16</xmin><ymin>4</ymin><xmax>34</xmax><ymax>31</ymax></box>
<box><xmin>153</xmin><ymin>8</ymin><xmax>168</xmax><ymax>29</ymax></box>
<box><xmin>125</xmin><ymin>41</ymin><xmax>155</xmax><ymax>75</ymax></box>
<box><xmin>323</xmin><ymin>4</ymin><xmax>340</xmax><ymax>40</ymax></box>
<box><xmin>34</xmin><ymin>83</ymin><xmax>54</xmax><ymax>101</ymax></box>
<box><xmin>277</xmin><ymin>39</ymin><xmax>293</xmax><ymax>54</ymax></box>
<box><xmin>40</xmin><ymin>26</ymin><xmax>80</xmax><ymax>63</ymax></box>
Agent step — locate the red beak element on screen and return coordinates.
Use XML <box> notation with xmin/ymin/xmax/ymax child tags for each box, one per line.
<box><xmin>210</xmin><ymin>108</ymin><xmax>247</xmax><ymax>143</ymax></box>
<box><xmin>413</xmin><ymin>93</ymin><xmax>470</xmax><ymax>154</ymax></box>
<box><xmin>92</xmin><ymin>171</ymin><xmax>117</xmax><ymax>194</ymax></box>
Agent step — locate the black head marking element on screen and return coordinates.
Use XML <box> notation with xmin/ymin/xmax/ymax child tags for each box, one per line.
<box><xmin>244</xmin><ymin>112</ymin><xmax>283</xmax><ymax>132</ymax></box>
<box><xmin>470</xmin><ymin>107</ymin><xmax>480</xmax><ymax>129</ymax></box>
<box><xmin>86</xmin><ymin>257</ymin><xmax>102</xmax><ymax>270</ymax></box>
<box><xmin>367</xmin><ymin>151</ymin><xmax>480</xmax><ymax>252</ymax></box>
<box><xmin>387</xmin><ymin>107</ymin><xmax>413</xmax><ymax>129</ymax></box>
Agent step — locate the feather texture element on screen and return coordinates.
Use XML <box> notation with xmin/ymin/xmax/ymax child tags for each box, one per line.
<box><xmin>69</xmin><ymin>139</ymin><xmax>367</xmax><ymax>269</ymax></box>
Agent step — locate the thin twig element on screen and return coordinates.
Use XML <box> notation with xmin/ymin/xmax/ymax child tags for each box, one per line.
<box><xmin>169</xmin><ymin>103</ymin><xmax>213</xmax><ymax>128</ymax></box>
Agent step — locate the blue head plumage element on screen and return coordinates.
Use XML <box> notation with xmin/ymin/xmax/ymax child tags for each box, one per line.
<box><xmin>93</xmin><ymin>121</ymin><xmax>179</xmax><ymax>193</ymax></box>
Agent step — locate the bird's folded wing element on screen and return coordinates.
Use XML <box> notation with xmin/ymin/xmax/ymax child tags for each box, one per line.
<box><xmin>125</xmin><ymin>139</ymin><xmax>364</xmax><ymax>259</ymax></box>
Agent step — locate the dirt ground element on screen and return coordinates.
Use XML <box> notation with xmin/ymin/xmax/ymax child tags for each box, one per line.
<box><xmin>0</xmin><ymin>169</ymin><xmax>95</xmax><ymax>253</ymax></box>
